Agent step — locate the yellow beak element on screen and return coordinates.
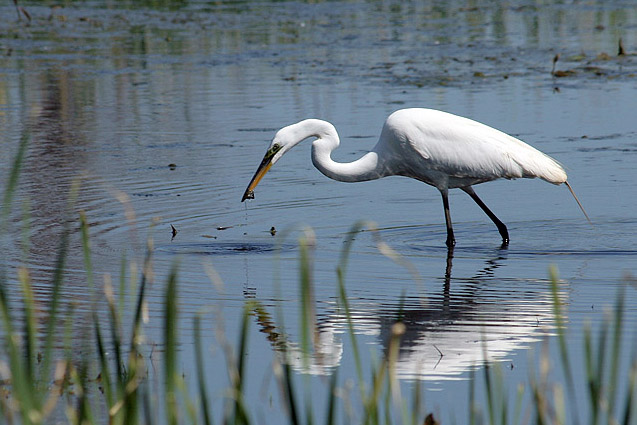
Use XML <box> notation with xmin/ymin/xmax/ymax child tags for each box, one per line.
<box><xmin>241</xmin><ymin>145</ymin><xmax>281</xmax><ymax>202</ymax></box>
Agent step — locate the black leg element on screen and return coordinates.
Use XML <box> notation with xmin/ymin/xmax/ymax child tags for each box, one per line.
<box><xmin>461</xmin><ymin>186</ymin><xmax>509</xmax><ymax>245</ymax></box>
<box><xmin>440</xmin><ymin>188</ymin><xmax>456</xmax><ymax>247</ymax></box>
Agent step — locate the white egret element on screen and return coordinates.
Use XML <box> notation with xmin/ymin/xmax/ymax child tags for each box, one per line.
<box><xmin>242</xmin><ymin>108</ymin><xmax>589</xmax><ymax>247</ymax></box>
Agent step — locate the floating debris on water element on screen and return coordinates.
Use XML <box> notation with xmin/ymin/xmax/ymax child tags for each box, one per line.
<box><xmin>553</xmin><ymin>69</ymin><xmax>576</xmax><ymax>77</ymax></box>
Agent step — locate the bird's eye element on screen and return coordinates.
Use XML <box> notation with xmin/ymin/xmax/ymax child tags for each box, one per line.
<box><xmin>266</xmin><ymin>143</ymin><xmax>281</xmax><ymax>159</ymax></box>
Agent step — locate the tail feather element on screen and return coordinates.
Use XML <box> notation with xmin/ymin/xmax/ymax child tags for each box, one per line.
<box><xmin>564</xmin><ymin>181</ymin><xmax>592</xmax><ymax>224</ymax></box>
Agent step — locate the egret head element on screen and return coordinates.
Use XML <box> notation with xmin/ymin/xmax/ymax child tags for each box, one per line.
<box><xmin>241</xmin><ymin>120</ymin><xmax>332</xmax><ymax>201</ymax></box>
<box><xmin>241</xmin><ymin>128</ymin><xmax>296</xmax><ymax>202</ymax></box>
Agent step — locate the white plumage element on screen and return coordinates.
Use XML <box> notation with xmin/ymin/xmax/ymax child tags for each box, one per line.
<box><xmin>378</xmin><ymin>109</ymin><xmax>567</xmax><ymax>187</ymax></box>
<box><xmin>242</xmin><ymin>108</ymin><xmax>587</xmax><ymax>247</ymax></box>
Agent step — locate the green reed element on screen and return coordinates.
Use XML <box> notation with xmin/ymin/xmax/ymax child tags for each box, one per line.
<box><xmin>1</xmin><ymin>135</ymin><xmax>636</xmax><ymax>424</ymax></box>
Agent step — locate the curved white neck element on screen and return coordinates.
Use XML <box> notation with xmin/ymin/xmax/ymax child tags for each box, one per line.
<box><xmin>287</xmin><ymin>119</ymin><xmax>384</xmax><ymax>183</ymax></box>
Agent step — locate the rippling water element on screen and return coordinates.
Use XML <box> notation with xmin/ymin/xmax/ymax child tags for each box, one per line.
<box><xmin>1</xmin><ymin>0</ymin><xmax>637</xmax><ymax>422</ymax></box>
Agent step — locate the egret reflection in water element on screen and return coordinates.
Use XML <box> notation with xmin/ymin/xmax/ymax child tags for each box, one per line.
<box><xmin>250</xmin><ymin>248</ymin><xmax>565</xmax><ymax>379</ymax></box>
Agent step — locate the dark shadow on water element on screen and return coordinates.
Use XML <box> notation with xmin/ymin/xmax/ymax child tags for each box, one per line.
<box><xmin>156</xmin><ymin>241</ymin><xmax>297</xmax><ymax>256</ymax></box>
<box><xmin>401</xmin><ymin>226</ymin><xmax>637</xmax><ymax>260</ymax></box>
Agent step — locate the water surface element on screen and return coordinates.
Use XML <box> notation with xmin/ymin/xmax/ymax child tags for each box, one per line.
<box><xmin>1</xmin><ymin>0</ymin><xmax>637</xmax><ymax>422</ymax></box>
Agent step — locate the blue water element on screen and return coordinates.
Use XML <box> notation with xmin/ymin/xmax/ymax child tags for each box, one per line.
<box><xmin>1</xmin><ymin>1</ymin><xmax>637</xmax><ymax>423</ymax></box>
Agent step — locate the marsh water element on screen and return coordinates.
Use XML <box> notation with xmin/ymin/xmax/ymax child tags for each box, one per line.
<box><xmin>1</xmin><ymin>0</ymin><xmax>637</xmax><ymax>422</ymax></box>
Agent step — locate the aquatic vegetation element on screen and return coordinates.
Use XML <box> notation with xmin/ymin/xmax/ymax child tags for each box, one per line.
<box><xmin>1</xmin><ymin>138</ymin><xmax>635</xmax><ymax>424</ymax></box>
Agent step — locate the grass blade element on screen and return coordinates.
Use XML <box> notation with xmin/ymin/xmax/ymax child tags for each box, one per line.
<box><xmin>232</xmin><ymin>302</ymin><xmax>252</xmax><ymax>425</ymax></box>
<box><xmin>280</xmin><ymin>360</ymin><xmax>300</xmax><ymax>425</ymax></box>
<box><xmin>93</xmin><ymin>313</ymin><xmax>115</xmax><ymax>414</ymax></box>
<box><xmin>621</xmin><ymin>358</ymin><xmax>636</xmax><ymax>425</ymax></box>
<box><xmin>18</xmin><ymin>267</ymin><xmax>37</xmax><ymax>390</ymax></box>
<box><xmin>194</xmin><ymin>314</ymin><xmax>213</xmax><ymax>425</ymax></box>
<box><xmin>164</xmin><ymin>263</ymin><xmax>179</xmax><ymax>425</ymax></box>
<box><xmin>608</xmin><ymin>286</ymin><xmax>625</xmax><ymax>422</ymax></box>
<box><xmin>79</xmin><ymin>211</ymin><xmax>95</xmax><ymax>296</ymax></box>
<box><xmin>40</xmin><ymin>223</ymin><xmax>70</xmax><ymax>386</ymax></box>
<box><xmin>0</xmin><ymin>273</ymin><xmax>37</xmax><ymax>422</ymax></box>
<box><xmin>299</xmin><ymin>229</ymin><xmax>316</xmax><ymax>369</ymax></box>
<box><xmin>1</xmin><ymin>131</ymin><xmax>28</xmax><ymax>229</ymax></box>
<box><xmin>549</xmin><ymin>266</ymin><xmax>580</xmax><ymax>425</ymax></box>
<box><xmin>325</xmin><ymin>370</ymin><xmax>338</xmax><ymax>425</ymax></box>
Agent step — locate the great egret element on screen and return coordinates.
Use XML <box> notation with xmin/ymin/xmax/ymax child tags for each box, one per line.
<box><xmin>241</xmin><ymin>108</ymin><xmax>589</xmax><ymax>247</ymax></box>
